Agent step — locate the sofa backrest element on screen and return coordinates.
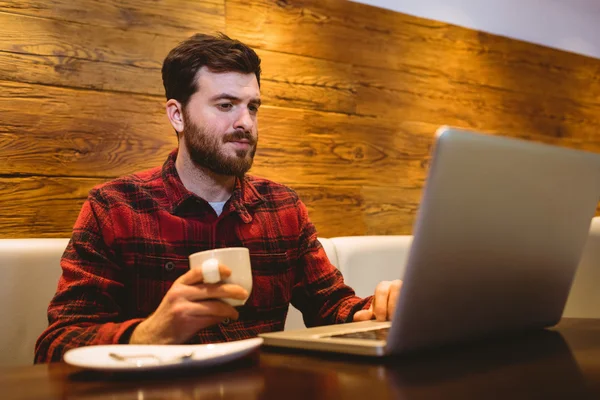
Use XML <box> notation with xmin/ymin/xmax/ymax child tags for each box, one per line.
<box><xmin>318</xmin><ymin>238</ymin><xmax>338</xmax><ymax>269</ymax></box>
<box><xmin>330</xmin><ymin>236</ymin><xmax>413</xmax><ymax>298</ymax></box>
<box><xmin>2</xmin><ymin>220</ymin><xmax>600</xmax><ymax>366</ymax></box>
<box><xmin>284</xmin><ymin>236</ymin><xmax>412</xmax><ymax>330</ymax></box>
<box><xmin>284</xmin><ymin>238</ymin><xmax>338</xmax><ymax>331</ymax></box>
<box><xmin>0</xmin><ymin>237</ymin><xmax>342</xmax><ymax>364</ymax></box>
<box><xmin>0</xmin><ymin>239</ymin><xmax>68</xmax><ymax>367</ymax></box>
<box><xmin>563</xmin><ymin>217</ymin><xmax>600</xmax><ymax>318</ymax></box>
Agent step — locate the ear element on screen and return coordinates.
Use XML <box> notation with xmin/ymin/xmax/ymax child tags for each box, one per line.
<box><xmin>166</xmin><ymin>99</ymin><xmax>185</xmax><ymax>133</ymax></box>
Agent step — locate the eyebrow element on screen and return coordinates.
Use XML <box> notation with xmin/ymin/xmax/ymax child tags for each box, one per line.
<box><xmin>210</xmin><ymin>93</ymin><xmax>261</xmax><ymax>106</ymax></box>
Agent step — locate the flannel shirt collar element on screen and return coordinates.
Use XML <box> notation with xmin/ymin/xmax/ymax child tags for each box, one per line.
<box><xmin>161</xmin><ymin>149</ymin><xmax>265</xmax><ymax>223</ymax></box>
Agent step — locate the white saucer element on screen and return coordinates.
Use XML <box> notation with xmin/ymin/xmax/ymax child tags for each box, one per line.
<box><xmin>63</xmin><ymin>338</ymin><xmax>263</xmax><ymax>372</ymax></box>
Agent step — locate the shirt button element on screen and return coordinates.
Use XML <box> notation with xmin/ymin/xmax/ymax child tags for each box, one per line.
<box><xmin>164</xmin><ymin>261</ymin><xmax>175</xmax><ymax>272</ymax></box>
<box><xmin>222</xmin><ymin>318</ymin><xmax>231</xmax><ymax>325</ymax></box>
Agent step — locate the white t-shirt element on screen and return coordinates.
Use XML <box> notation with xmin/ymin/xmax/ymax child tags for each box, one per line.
<box><xmin>208</xmin><ymin>200</ymin><xmax>228</xmax><ymax>216</ymax></box>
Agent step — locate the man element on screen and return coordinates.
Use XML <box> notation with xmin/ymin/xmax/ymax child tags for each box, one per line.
<box><xmin>35</xmin><ymin>33</ymin><xmax>402</xmax><ymax>363</ymax></box>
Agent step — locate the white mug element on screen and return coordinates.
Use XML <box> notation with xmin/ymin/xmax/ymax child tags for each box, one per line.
<box><xmin>189</xmin><ymin>247</ymin><xmax>252</xmax><ymax>306</ymax></box>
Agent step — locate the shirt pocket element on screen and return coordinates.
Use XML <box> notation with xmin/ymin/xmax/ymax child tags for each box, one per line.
<box><xmin>134</xmin><ymin>255</ymin><xmax>189</xmax><ymax>316</ymax></box>
<box><xmin>246</xmin><ymin>251</ymin><xmax>294</xmax><ymax>310</ymax></box>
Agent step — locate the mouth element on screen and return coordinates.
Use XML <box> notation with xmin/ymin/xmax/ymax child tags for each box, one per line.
<box><xmin>227</xmin><ymin>140</ymin><xmax>253</xmax><ymax>150</ymax></box>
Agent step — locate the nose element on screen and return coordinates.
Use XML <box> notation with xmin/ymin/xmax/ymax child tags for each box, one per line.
<box><xmin>233</xmin><ymin>108</ymin><xmax>255</xmax><ymax>132</ymax></box>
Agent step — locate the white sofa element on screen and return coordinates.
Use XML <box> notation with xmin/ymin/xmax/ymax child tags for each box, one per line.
<box><xmin>2</xmin><ymin>218</ymin><xmax>600</xmax><ymax>367</ymax></box>
<box><xmin>284</xmin><ymin>236</ymin><xmax>413</xmax><ymax>330</ymax></box>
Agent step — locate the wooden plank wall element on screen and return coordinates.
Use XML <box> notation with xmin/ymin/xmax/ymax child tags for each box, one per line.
<box><xmin>1</xmin><ymin>0</ymin><xmax>600</xmax><ymax>238</ymax></box>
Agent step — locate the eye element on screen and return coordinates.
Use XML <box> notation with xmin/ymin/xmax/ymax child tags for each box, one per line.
<box><xmin>217</xmin><ymin>103</ymin><xmax>233</xmax><ymax>111</ymax></box>
<box><xmin>249</xmin><ymin>104</ymin><xmax>259</xmax><ymax>114</ymax></box>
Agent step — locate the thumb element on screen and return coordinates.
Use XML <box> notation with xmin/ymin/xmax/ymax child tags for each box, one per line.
<box><xmin>353</xmin><ymin>308</ymin><xmax>374</xmax><ymax>322</ymax></box>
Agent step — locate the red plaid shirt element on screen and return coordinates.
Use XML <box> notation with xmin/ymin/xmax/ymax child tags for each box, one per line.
<box><xmin>35</xmin><ymin>150</ymin><xmax>371</xmax><ymax>363</ymax></box>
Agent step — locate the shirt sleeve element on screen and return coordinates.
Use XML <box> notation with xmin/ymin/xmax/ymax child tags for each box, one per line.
<box><xmin>290</xmin><ymin>198</ymin><xmax>372</xmax><ymax>326</ymax></box>
<box><xmin>34</xmin><ymin>190</ymin><xmax>143</xmax><ymax>363</ymax></box>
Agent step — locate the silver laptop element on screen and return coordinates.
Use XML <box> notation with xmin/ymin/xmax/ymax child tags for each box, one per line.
<box><xmin>259</xmin><ymin>126</ymin><xmax>600</xmax><ymax>356</ymax></box>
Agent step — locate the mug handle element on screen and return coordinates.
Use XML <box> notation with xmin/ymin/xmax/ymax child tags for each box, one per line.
<box><xmin>201</xmin><ymin>258</ymin><xmax>221</xmax><ymax>283</ymax></box>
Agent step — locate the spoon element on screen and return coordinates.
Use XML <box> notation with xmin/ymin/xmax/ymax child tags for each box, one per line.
<box><xmin>109</xmin><ymin>351</ymin><xmax>195</xmax><ymax>365</ymax></box>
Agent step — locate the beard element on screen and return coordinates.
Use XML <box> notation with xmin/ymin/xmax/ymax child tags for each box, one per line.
<box><xmin>181</xmin><ymin>110</ymin><xmax>258</xmax><ymax>177</ymax></box>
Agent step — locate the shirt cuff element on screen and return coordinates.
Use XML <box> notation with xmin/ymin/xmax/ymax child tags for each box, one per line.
<box><xmin>114</xmin><ymin>318</ymin><xmax>145</xmax><ymax>344</ymax></box>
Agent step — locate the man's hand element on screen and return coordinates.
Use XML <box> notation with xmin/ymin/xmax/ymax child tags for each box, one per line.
<box><xmin>352</xmin><ymin>280</ymin><xmax>403</xmax><ymax>322</ymax></box>
<box><xmin>129</xmin><ymin>265</ymin><xmax>248</xmax><ymax>344</ymax></box>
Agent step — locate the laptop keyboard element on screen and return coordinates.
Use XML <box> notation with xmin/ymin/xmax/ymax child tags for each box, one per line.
<box><xmin>328</xmin><ymin>327</ymin><xmax>390</xmax><ymax>341</ymax></box>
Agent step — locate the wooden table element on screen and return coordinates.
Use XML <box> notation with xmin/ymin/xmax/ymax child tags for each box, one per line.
<box><xmin>2</xmin><ymin>319</ymin><xmax>599</xmax><ymax>399</ymax></box>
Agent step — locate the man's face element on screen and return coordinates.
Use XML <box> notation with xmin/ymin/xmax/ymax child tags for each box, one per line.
<box><xmin>180</xmin><ymin>67</ymin><xmax>260</xmax><ymax>177</ymax></box>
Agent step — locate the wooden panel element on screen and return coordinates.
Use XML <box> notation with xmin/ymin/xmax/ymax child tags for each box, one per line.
<box><xmin>261</xmin><ymin>79</ymin><xmax>354</xmax><ymax>114</ymax></box>
<box><xmin>226</xmin><ymin>0</ymin><xmax>600</xmax><ymax>138</ymax></box>
<box><xmin>4</xmin><ymin>32</ymin><xmax>597</xmax><ymax>133</ymax></box>
<box><xmin>0</xmin><ymin>12</ymin><xmax>355</xmax><ymax>113</ymax></box>
<box><xmin>5</xmin><ymin>76</ymin><xmax>598</xmax><ymax>189</ymax></box>
<box><xmin>0</xmin><ymin>177</ymin><xmax>104</xmax><ymax>238</ymax></box>
<box><xmin>294</xmin><ymin>185</ymin><xmax>421</xmax><ymax>237</ymax></box>
<box><xmin>226</xmin><ymin>0</ymin><xmax>440</xmax><ymax>70</ymax></box>
<box><xmin>0</xmin><ymin>0</ymin><xmax>224</xmax><ymax>36</ymax></box>
<box><xmin>0</xmin><ymin>51</ymin><xmax>355</xmax><ymax>114</ymax></box>
<box><xmin>0</xmin><ymin>51</ymin><xmax>354</xmax><ymax>113</ymax></box>
<box><xmin>256</xmin><ymin>49</ymin><xmax>354</xmax><ymax>92</ymax></box>
<box><xmin>256</xmin><ymin>108</ymin><xmax>433</xmax><ymax>188</ymax></box>
<box><xmin>0</xmin><ymin>80</ymin><xmax>431</xmax><ymax>187</ymax></box>
<box><xmin>0</xmin><ymin>81</ymin><xmax>176</xmax><ymax>178</ymax></box>
<box><xmin>0</xmin><ymin>11</ymin><xmax>182</xmax><ymax>77</ymax></box>
<box><xmin>0</xmin><ymin>50</ymin><xmax>162</xmax><ymax>95</ymax></box>
<box><xmin>226</xmin><ymin>0</ymin><xmax>600</xmax><ymax>94</ymax></box>
<box><xmin>257</xmin><ymin>49</ymin><xmax>356</xmax><ymax>114</ymax></box>
<box><xmin>354</xmin><ymin>66</ymin><xmax>600</xmax><ymax>143</ymax></box>
<box><xmin>2</xmin><ymin>0</ymin><xmax>600</xmax><ymax>239</ymax></box>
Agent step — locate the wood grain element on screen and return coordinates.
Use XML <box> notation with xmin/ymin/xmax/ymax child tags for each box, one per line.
<box><xmin>0</xmin><ymin>12</ymin><xmax>356</xmax><ymax>113</ymax></box>
<box><xmin>354</xmin><ymin>65</ymin><xmax>600</xmax><ymax>143</ymax></box>
<box><xmin>0</xmin><ymin>80</ymin><xmax>432</xmax><ymax>187</ymax></box>
<box><xmin>255</xmin><ymin>107</ymin><xmax>434</xmax><ymax>188</ymax></box>
<box><xmin>0</xmin><ymin>176</ymin><xmax>105</xmax><ymax>238</ymax></box>
<box><xmin>293</xmin><ymin>184</ymin><xmax>422</xmax><ymax>237</ymax></box>
<box><xmin>0</xmin><ymin>81</ymin><xmax>176</xmax><ymax>177</ymax></box>
<box><xmin>0</xmin><ymin>51</ymin><xmax>355</xmax><ymax>114</ymax></box>
<box><xmin>5</xmin><ymin>76</ymin><xmax>594</xmax><ymax>189</ymax></box>
<box><xmin>0</xmin><ymin>50</ymin><xmax>164</xmax><ymax>95</ymax></box>
<box><xmin>226</xmin><ymin>0</ymin><xmax>600</xmax><ymax>93</ymax></box>
<box><xmin>0</xmin><ymin>0</ymin><xmax>224</xmax><ymax>37</ymax></box>
<box><xmin>0</xmin><ymin>11</ymin><xmax>182</xmax><ymax>74</ymax></box>
<box><xmin>226</xmin><ymin>0</ymin><xmax>600</xmax><ymax>137</ymax></box>
<box><xmin>2</xmin><ymin>0</ymin><xmax>600</xmax><ymax>238</ymax></box>
<box><xmin>3</xmin><ymin>33</ymin><xmax>596</xmax><ymax>138</ymax></box>
<box><xmin>257</xmin><ymin>49</ymin><xmax>356</xmax><ymax>114</ymax></box>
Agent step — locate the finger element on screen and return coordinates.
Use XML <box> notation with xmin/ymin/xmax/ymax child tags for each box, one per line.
<box><xmin>189</xmin><ymin>283</ymin><xmax>249</xmax><ymax>302</ymax></box>
<box><xmin>168</xmin><ymin>282</ymin><xmax>249</xmax><ymax>303</ymax></box>
<box><xmin>374</xmin><ymin>281</ymin><xmax>392</xmax><ymax>322</ymax></box>
<box><xmin>353</xmin><ymin>309</ymin><xmax>373</xmax><ymax>322</ymax></box>
<box><xmin>177</xmin><ymin>264</ymin><xmax>232</xmax><ymax>285</ymax></box>
<box><xmin>184</xmin><ymin>299</ymin><xmax>240</xmax><ymax>320</ymax></box>
<box><xmin>386</xmin><ymin>280</ymin><xmax>403</xmax><ymax>320</ymax></box>
<box><xmin>177</xmin><ymin>314</ymin><xmax>230</xmax><ymax>329</ymax></box>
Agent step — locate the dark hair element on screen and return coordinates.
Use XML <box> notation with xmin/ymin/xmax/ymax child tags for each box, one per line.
<box><xmin>161</xmin><ymin>33</ymin><xmax>262</xmax><ymax>107</ymax></box>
